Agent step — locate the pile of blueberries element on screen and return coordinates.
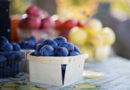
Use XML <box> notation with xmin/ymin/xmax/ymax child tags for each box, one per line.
<box><xmin>0</xmin><ymin>36</ymin><xmax>23</xmax><ymax>78</ymax></box>
<box><xmin>19</xmin><ymin>36</ymin><xmax>36</xmax><ymax>49</ymax></box>
<box><xmin>31</xmin><ymin>36</ymin><xmax>80</xmax><ymax>56</ymax></box>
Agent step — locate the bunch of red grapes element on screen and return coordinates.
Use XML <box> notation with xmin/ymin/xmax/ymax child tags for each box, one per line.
<box><xmin>19</xmin><ymin>5</ymin><xmax>83</xmax><ymax>39</ymax></box>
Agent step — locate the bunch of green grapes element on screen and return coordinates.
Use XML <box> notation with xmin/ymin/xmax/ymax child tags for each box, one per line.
<box><xmin>69</xmin><ymin>18</ymin><xmax>116</xmax><ymax>61</ymax></box>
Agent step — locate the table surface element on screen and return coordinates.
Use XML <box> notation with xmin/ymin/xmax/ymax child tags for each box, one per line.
<box><xmin>0</xmin><ymin>56</ymin><xmax>130</xmax><ymax>90</ymax></box>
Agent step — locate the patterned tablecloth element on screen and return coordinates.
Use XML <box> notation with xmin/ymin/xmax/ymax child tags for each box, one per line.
<box><xmin>0</xmin><ymin>56</ymin><xmax>130</xmax><ymax>90</ymax></box>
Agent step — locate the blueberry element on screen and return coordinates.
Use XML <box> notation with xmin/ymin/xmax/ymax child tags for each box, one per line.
<box><xmin>19</xmin><ymin>41</ymin><xmax>25</xmax><ymax>48</ymax></box>
<box><xmin>55</xmin><ymin>47</ymin><xmax>69</xmax><ymax>56</ymax></box>
<box><xmin>25</xmin><ymin>36</ymin><xmax>36</xmax><ymax>42</ymax></box>
<box><xmin>0</xmin><ymin>36</ymin><xmax>9</xmax><ymax>46</ymax></box>
<box><xmin>40</xmin><ymin>45</ymin><xmax>54</xmax><ymax>56</ymax></box>
<box><xmin>59</xmin><ymin>42</ymin><xmax>74</xmax><ymax>51</ymax></box>
<box><xmin>30</xmin><ymin>51</ymin><xmax>40</xmax><ymax>56</ymax></box>
<box><xmin>0</xmin><ymin>55</ymin><xmax>7</xmax><ymax>62</ymax></box>
<box><xmin>69</xmin><ymin>51</ymin><xmax>80</xmax><ymax>56</ymax></box>
<box><xmin>53</xmin><ymin>36</ymin><xmax>67</xmax><ymax>45</ymax></box>
<box><xmin>74</xmin><ymin>46</ymin><xmax>80</xmax><ymax>53</ymax></box>
<box><xmin>43</xmin><ymin>39</ymin><xmax>57</xmax><ymax>48</ymax></box>
<box><xmin>14</xmin><ymin>52</ymin><xmax>23</xmax><ymax>61</ymax></box>
<box><xmin>19</xmin><ymin>41</ymin><xmax>36</xmax><ymax>49</ymax></box>
<box><xmin>35</xmin><ymin>43</ymin><xmax>43</xmax><ymax>51</ymax></box>
<box><xmin>38</xmin><ymin>39</ymin><xmax>46</xmax><ymax>45</ymax></box>
<box><xmin>0</xmin><ymin>43</ymin><xmax>13</xmax><ymax>51</ymax></box>
<box><xmin>12</xmin><ymin>43</ymin><xmax>21</xmax><ymax>51</ymax></box>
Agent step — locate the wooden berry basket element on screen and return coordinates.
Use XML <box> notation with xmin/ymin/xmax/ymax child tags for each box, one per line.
<box><xmin>20</xmin><ymin>49</ymin><xmax>34</xmax><ymax>73</ymax></box>
<box><xmin>27</xmin><ymin>53</ymin><xmax>88</xmax><ymax>86</ymax></box>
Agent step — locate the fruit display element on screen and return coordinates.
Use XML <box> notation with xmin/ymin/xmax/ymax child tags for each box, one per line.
<box><xmin>16</xmin><ymin>5</ymin><xmax>116</xmax><ymax>61</ymax></box>
<box><xmin>18</xmin><ymin>5</ymin><xmax>56</xmax><ymax>41</ymax></box>
<box><xmin>0</xmin><ymin>36</ymin><xmax>23</xmax><ymax>78</ymax></box>
<box><xmin>31</xmin><ymin>36</ymin><xmax>80</xmax><ymax>56</ymax></box>
<box><xmin>69</xmin><ymin>18</ymin><xmax>116</xmax><ymax>61</ymax></box>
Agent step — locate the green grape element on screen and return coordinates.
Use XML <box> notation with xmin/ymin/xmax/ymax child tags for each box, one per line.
<box><xmin>84</xmin><ymin>18</ymin><xmax>103</xmax><ymax>36</ymax></box>
<box><xmin>89</xmin><ymin>33</ymin><xmax>104</xmax><ymax>46</ymax></box>
<box><xmin>69</xmin><ymin>27</ymin><xmax>88</xmax><ymax>45</ymax></box>
<box><xmin>101</xmin><ymin>27</ymin><xmax>116</xmax><ymax>45</ymax></box>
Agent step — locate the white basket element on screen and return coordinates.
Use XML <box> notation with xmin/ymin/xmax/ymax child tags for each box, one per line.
<box><xmin>27</xmin><ymin>54</ymin><xmax>88</xmax><ymax>86</ymax></box>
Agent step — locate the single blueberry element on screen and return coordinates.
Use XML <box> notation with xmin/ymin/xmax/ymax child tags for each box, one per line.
<box><xmin>30</xmin><ymin>51</ymin><xmax>40</xmax><ymax>56</ymax></box>
<box><xmin>25</xmin><ymin>36</ymin><xmax>36</xmax><ymax>42</ymax></box>
<box><xmin>12</xmin><ymin>43</ymin><xmax>21</xmax><ymax>51</ymax></box>
<box><xmin>38</xmin><ymin>39</ymin><xmax>46</xmax><ymax>45</ymax></box>
<box><xmin>74</xmin><ymin>46</ymin><xmax>80</xmax><ymax>53</ymax></box>
<box><xmin>35</xmin><ymin>43</ymin><xmax>43</xmax><ymax>51</ymax></box>
<box><xmin>53</xmin><ymin>36</ymin><xmax>67</xmax><ymax>45</ymax></box>
<box><xmin>0</xmin><ymin>43</ymin><xmax>13</xmax><ymax>52</ymax></box>
<box><xmin>59</xmin><ymin>42</ymin><xmax>74</xmax><ymax>51</ymax></box>
<box><xmin>0</xmin><ymin>55</ymin><xmax>7</xmax><ymax>62</ymax></box>
<box><xmin>0</xmin><ymin>36</ymin><xmax>9</xmax><ymax>46</ymax></box>
<box><xmin>43</xmin><ymin>39</ymin><xmax>58</xmax><ymax>48</ymax></box>
<box><xmin>69</xmin><ymin>51</ymin><xmax>80</xmax><ymax>56</ymax></box>
<box><xmin>19</xmin><ymin>41</ymin><xmax>25</xmax><ymax>48</ymax></box>
<box><xmin>40</xmin><ymin>45</ymin><xmax>54</xmax><ymax>56</ymax></box>
<box><xmin>55</xmin><ymin>47</ymin><xmax>69</xmax><ymax>56</ymax></box>
<box><xmin>14</xmin><ymin>52</ymin><xmax>23</xmax><ymax>61</ymax></box>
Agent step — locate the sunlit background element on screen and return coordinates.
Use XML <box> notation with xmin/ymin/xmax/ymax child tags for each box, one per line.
<box><xmin>10</xmin><ymin>0</ymin><xmax>130</xmax><ymax>60</ymax></box>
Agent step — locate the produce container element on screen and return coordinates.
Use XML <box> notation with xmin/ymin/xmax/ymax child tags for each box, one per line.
<box><xmin>0</xmin><ymin>51</ymin><xmax>24</xmax><ymax>78</ymax></box>
<box><xmin>27</xmin><ymin>53</ymin><xmax>88</xmax><ymax>86</ymax></box>
<box><xmin>21</xmin><ymin>49</ymin><xmax>34</xmax><ymax>73</ymax></box>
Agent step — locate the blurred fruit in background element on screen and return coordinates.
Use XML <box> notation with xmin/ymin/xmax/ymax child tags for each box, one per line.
<box><xmin>17</xmin><ymin>5</ymin><xmax>57</xmax><ymax>41</ymax></box>
<box><xmin>111</xmin><ymin>0</ymin><xmax>130</xmax><ymax>16</ymax></box>
<box><xmin>80</xmin><ymin>45</ymin><xmax>94</xmax><ymax>59</ymax></box>
<box><xmin>101</xmin><ymin>27</ymin><xmax>116</xmax><ymax>45</ymax></box>
<box><xmin>68</xmin><ymin>18</ymin><xmax>116</xmax><ymax>61</ymax></box>
<box><xmin>95</xmin><ymin>45</ymin><xmax>111</xmax><ymax>61</ymax></box>
<box><xmin>10</xmin><ymin>0</ymin><xmax>117</xmax><ymax>61</ymax></box>
<box><xmin>11</xmin><ymin>16</ymin><xmax>21</xmax><ymax>42</ymax></box>
<box><xmin>56</xmin><ymin>0</ymin><xmax>98</xmax><ymax>19</ymax></box>
<box><xmin>10</xmin><ymin>0</ymin><xmax>32</xmax><ymax>15</ymax></box>
<box><xmin>69</xmin><ymin>27</ymin><xmax>88</xmax><ymax>46</ymax></box>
